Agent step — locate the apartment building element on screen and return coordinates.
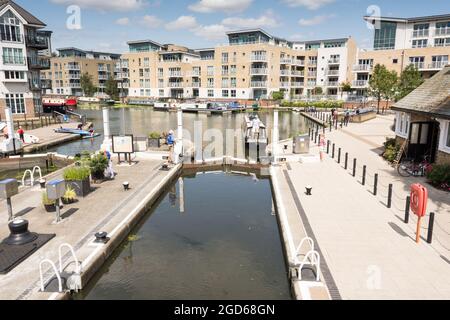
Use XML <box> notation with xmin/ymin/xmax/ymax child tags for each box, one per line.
<box><xmin>353</xmin><ymin>14</ymin><xmax>450</xmax><ymax>97</ymax></box>
<box><xmin>0</xmin><ymin>0</ymin><xmax>51</xmax><ymax>118</ymax></box>
<box><xmin>118</xmin><ymin>29</ymin><xmax>357</xmax><ymax>101</ymax></box>
<box><xmin>42</xmin><ymin>48</ymin><xmax>120</xmax><ymax>96</ymax></box>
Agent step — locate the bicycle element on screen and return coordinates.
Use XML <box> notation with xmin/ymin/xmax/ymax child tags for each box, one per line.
<box><xmin>397</xmin><ymin>155</ymin><xmax>433</xmax><ymax>177</ymax></box>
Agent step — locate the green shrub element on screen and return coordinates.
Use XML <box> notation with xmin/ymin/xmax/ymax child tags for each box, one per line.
<box><xmin>382</xmin><ymin>138</ymin><xmax>400</xmax><ymax>163</ymax></box>
<box><xmin>63</xmin><ymin>166</ymin><xmax>91</xmax><ymax>181</ymax></box>
<box><xmin>42</xmin><ymin>192</ymin><xmax>55</xmax><ymax>206</ymax></box>
<box><xmin>63</xmin><ymin>186</ymin><xmax>77</xmax><ymax>202</ymax></box>
<box><xmin>279</xmin><ymin>100</ymin><xmax>344</xmax><ymax>109</ymax></box>
<box><xmin>148</xmin><ymin>131</ymin><xmax>161</xmax><ymax>139</ymax></box>
<box><xmin>89</xmin><ymin>153</ymin><xmax>109</xmax><ymax>179</ymax></box>
<box><xmin>426</xmin><ymin>164</ymin><xmax>450</xmax><ymax>187</ymax></box>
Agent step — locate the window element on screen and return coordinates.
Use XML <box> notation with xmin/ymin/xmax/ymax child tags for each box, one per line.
<box><xmin>231</xmin><ymin>78</ymin><xmax>237</xmax><ymax>88</ymax></box>
<box><xmin>412</xmin><ymin>39</ymin><xmax>427</xmax><ymax>48</ymax></box>
<box><xmin>434</xmin><ymin>38</ymin><xmax>450</xmax><ymax>47</ymax></box>
<box><xmin>207</xmin><ymin>78</ymin><xmax>214</xmax><ymax>88</ymax></box>
<box><xmin>221</xmin><ymin>78</ymin><xmax>229</xmax><ymax>88</ymax></box>
<box><xmin>393</xmin><ymin>59</ymin><xmax>398</xmax><ymax>64</ymax></box>
<box><xmin>230</xmin><ymin>65</ymin><xmax>236</xmax><ymax>75</ymax></box>
<box><xmin>222</xmin><ymin>52</ymin><xmax>228</xmax><ymax>64</ymax></box>
<box><xmin>231</xmin><ymin>90</ymin><xmax>236</xmax><ymax>97</ymax></box>
<box><xmin>221</xmin><ymin>65</ymin><xmax>229</xmax><ymax>76</ymax></box>
<box><xmin>374</xmin><ymin>21</ymin><xmax>397</xmax><ymax>50</ymax></box>
<box><xmin>222</xmin><ymin>90</ymin><xmax>229</xmax><ymax>97</ymax></box>
<box><xmin>159</xmin><ymin>89</ymin><xmax>164</xmax><ymax>97</ymax></box>
<box><xmin>208</xmin><ymin>90</ymin><xmax>214</xmax><ymax>98</ymax></box>
<box><xmin>207</xmin><ymin>66</ymin><xmax>214</xmax><ymax>76</ymax></box>
<box><xmin>0</xmin><ymin>11</ymin><xmax>21</xmax><ymax>42</ymax></box>
<box><xmin>139</xmin><ymin>69</ymin><xmax>144</xmax><ymax>77</ymax></box>
<box><xmin>395</xmin><ymin>112</ymin><xmax>409</xmax><ymax>138</ymax></box>
<box><xmin>145</xmin><ymin>89</ymin><xmax>151</xmax><ymax>96</ymax></box>
<box><xmin>158</xmin><ymin>68</ymin><xmax>163</xmax><ymax>77</ymax></box>
<box><xmin>5</xmin><ymin>93</ymin><xmax>25</xmax><ymax>114</ymax></box>
<box><xmin>2</xmin><ymin>47</ymin><xmax>24</xmax><ymax>64</ymax></box>
<box><xmin>4</xmin><ymin>71</ymin><xmax>25</xmax><ymax>79</ymax></box>
<box><xmin>144</xmin><ymin>57</ymin><xmax>149</xmax><ymax>67</ymax></box>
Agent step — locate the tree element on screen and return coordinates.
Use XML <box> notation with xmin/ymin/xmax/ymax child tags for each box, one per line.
<box><xmin>272</xmin><ymin>91</ymin><xmax>285</xmax><ymax>102</ymax></box>
<box><xmin>80</xmin><ymin>72</ymin><xmax>96</xmax><ymax>97</ymax></box>
<box><xmin>312</xmin><ymin>87</ymin><xmax>323</xmax><ymax>96</ymax></box>
<box><xmin>105</xmin><ymin>78</ymin><xmax>119</xmax><ymax>100</ymax></box>
<box><xmin>369</xmin><ymin>64</ymin><xmax>397</xmax><ymax>114</ymax></box>
<box><xmin>382</xmin><ymin>70</ymin><xmax>398</xmax><ymax>114</ymax></box>
<box><xmin>341</xmin><ymin>81</ymin><xmax>352</xmax><ymax>99</ymax></box>
<box><xmin>396</xmin><ymin>64</ymin><xmax>423</xmax><ymax>101</ymax></box>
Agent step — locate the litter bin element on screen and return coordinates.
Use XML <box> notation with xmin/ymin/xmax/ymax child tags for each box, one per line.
<box><xmin>293</xmin><ymin>134</ymin><xmax>310</xmax><ymax>154</ymax></box>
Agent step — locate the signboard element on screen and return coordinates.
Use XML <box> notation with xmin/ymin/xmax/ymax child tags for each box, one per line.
<box><xmin>112</xmin><ymin>135</ymin><xmax>134</xmax><ymax>154</ymax></box>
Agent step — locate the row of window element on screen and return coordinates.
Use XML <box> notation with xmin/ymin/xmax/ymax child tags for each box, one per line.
<box><xmin>5</xmin><ymin>93</ymin><xmax>25</xmax><ymax>114</ymax></box>
<box><xmin>412</xmin><ymin>38</ymin><xmax>450</xmax><ymax>48</ymax></box>
<box><xmin>2</xmin><ymin>47</ymin><xmax>24</xmax><ymax>64</ymax></box>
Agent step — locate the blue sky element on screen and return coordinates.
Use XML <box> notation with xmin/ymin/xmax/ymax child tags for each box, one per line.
<box><xmin>17</xmin><ymin>0</ymin><xmax>450</xmax><ymax>53</ymax></box>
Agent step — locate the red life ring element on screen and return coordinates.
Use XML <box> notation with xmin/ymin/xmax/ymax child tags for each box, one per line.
<box><xmin>410</xmin><ymin>184</ymin><xmax>428</xmax><ymax>217</ymax></box>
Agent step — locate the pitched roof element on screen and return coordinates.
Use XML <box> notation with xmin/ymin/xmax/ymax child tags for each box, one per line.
<box><xmin>0</xmin><ymin>0</ymin><xmax>46</xmax><ymax>27</ymax></box>
<box><xmin>392</xmin><ymin>65</ymin><xmax>450</xmax><ymax>119</ymax></box>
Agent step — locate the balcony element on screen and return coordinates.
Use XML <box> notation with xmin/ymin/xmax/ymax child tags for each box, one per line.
<box><xmin>250</xmin><ymin>68</ymin><xmax>268</xmax><ymax>75</ymax></box>
<box><xmin>306</xmin><ymin>82</ymin><xmax>317</xmax><ymax>87</ymax></box>
<box><xmin>412</xmin><ymin>30</ymin><xmax>429</xmax><ymax>38</ymax></box>
<box><xmin>169</xmin><ymin>71</ymin><xmax>184</xmax><ymax>77</ymax></box>
<box><xmin>280</xmin><ymin>70</ymin><xmax>291</xmax><ymax>76</ymax></box>
<box><xmin>280</xmin><ymin>82</ymin><xmax>290</xmax><ymax>88</ymax></box>
<box><xmin>291</xmin><ymin>82</ymin><xmax>304</xmax><ymax>87</ymax></box>
<box><xmin>67</xmin><ymin>64</ymin><xmax>80</xmax><ymax>71</ymax></box>
<box><xmin>68</xmin><ymin>83</ymin><xmax>81</xmax><ymax>88</ymax></box>
<box><xmin>28</xmin><ymin>57</ymin><xmax>50</xmax><ymax>69</ymax></box>
<box><xmin>435</xmin><ymin>28</ymin><xmax>450</xmax><ymax>36</ymax></box>
<box><xmin>207</xmin><ymin>83</ymin><xmax>215</xmax><ymax>88</ymax></box>
<box><xmin>293</xmin><ymin>59</ymin><xmax>305</xmax><ymax>66</ymax></box>
<box><xmin>352</xmin><ymin>80</ymin><xmax>369</xmax><ymax>87</ymax></box>
<box><xmin>25</xmin><ymin>35</ymin><xmax>48</xmax><ymax>49</ymax></box>
<box><xmin>251</xmin><ymin>81</ymin><xmax>267</xmax><ymax>88</ymax></box>
<box><xmin>68</xmin><ymin>73</ymin><xmax>80</xmax><ymax>79</ymax></box>
<box><xmin>353</xmin><ymin>64</ymin><xmax>372</xmax><ymax>72</ymax></box>
<box><xmin>325</xmin><ymin>81</ymin><xmax>339</xmax><ymax>87</ymax></box>
<box><xmin>41</xmin><ymin>79</ymin><xmax>52</xmax><ymax>89</ymax></box>
<box><xmin>409</xmin><ymin>62</ymin><xmax>425</xmax><ymax>70</ymax></box>
<box><xmin>328</xmin><ymin>58</ymin><xmax>340</xmax><ymax>64</ymax></box>
<box><xmin>280</xmin><ymin>58</ymin><xmax>292</xmax><ymax>64</ymax></box>
<box><xmin>308</xmin><ymin>60</ymin><xmax>317</xmax><ymax>66</ymax></box>
<box><xmin>325</xmin><ymin>69</ymin><xmax>340</xmax><ymax>76</ymax></box>
<box><xmin>291</xmin><ymin>71</ymin><xmax>305</xmax><ymax>77</ymax></box>
<box><xmin>188</xmin><ymin>70</ymin><xmax>201</xmax><ymax>77</ymax></box>
<box><xmin>307</xmin><ymin>72</ymin><xmax>317</xmax><ymax>77</ymax></box>
<box><xmin>251</xmin><ymin>55</ymin><xmax>267</xmax><ymax>62</ymax></box>
<box><xmin>192</xmin><ymin>82</ymin><xmax>201</xmax><ymax>88</ymax></box>
<box><xmin>28</xmin><ymin>80</ymin><xmax>41</xmax><ymax>91</ymax></box>
<box><xmin>98</xmin><ymin>74</ymin><xmax>109</xmax><ymax>80</ymax></box>
<box><xmin>427</xmin><ymin>61</ymin><xmax>448</xmax><ymax>69</ymax></box>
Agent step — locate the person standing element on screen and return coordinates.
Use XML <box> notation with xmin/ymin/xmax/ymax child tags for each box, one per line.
<box><xmin>167</xmin><ymin>130</ymin><xmax>176</xmax><ymax>164</ymax></box>
<box><xmin>17</xmin><ymin>126</ymin><xmax>25</xmax><ymax>143</ymax></box>
<box><xmin>104</xmin><ymin>150</ymin><xmax>114</xmax><ymax>179</ymax></box>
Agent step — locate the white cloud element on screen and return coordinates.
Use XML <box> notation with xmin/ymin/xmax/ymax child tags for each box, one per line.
<box><xmin>166</xmin><ymin>16</ymin><xmax>199</xmax><ymax>30</ymax></box>
<box><xmin>298</xmin><ymin>14</ymin><xmax>334</xmax><ymax>26</ymax></box>
<box><xmin>282</xmin><ymin>0</ymin><xmax>335</xmax><ymax>10</ymax></box>
<box><xmin>189</xmin><ymin>0</ymin><xmax>253</xmax><ymax>13</ymax></box>
<box><xmin>140</xmin><ymin>15</ymin><xmax>163</xmax><ymax>28</ymax></box>
<box><xmin>50</xmin><ymin>0</ymin><xmax>146</xmax><ymax>12</ymax></box>
<box><xmin>115</xmin><ymin>17</ymin><xmax>130</xmax><ymax>25</ymax></box>
<box><xmin>222</xmin><ymin>14</ymin><xmax>279</xmax><ymax>29</ymax></box>
<box><xmin>192</xmin><ymin>24</ymin><xmax>229</xmax><ymax>41</ymax></box>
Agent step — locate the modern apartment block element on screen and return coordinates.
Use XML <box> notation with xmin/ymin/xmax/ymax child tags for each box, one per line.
<box><xmin>353</xmin><ymin>14</ymin><xmax>450</xmax><ymax>97</ymax></box>
<box><xmin>42</xmin><ymin>48</ymin><xmax>120</xmax><ymax>96</ymax></box>
<box><xmin>0</xmin><ymin>0</ymin><xmax>51</xmax><ymax>118</ymax></box>
<box><xmin>116</xmin><ymin>29</ymin><xmax>357</xmax><ymax>101</ymax></box>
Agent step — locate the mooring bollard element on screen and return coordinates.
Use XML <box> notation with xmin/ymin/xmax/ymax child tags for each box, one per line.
<box><xmin>344</xmin><ymin>152</ymin><xmax>348</xmax><ymax>170</ymax></box>
<box><xmin>338</xmin><ymin>148</ymin><xmax>341</xmax><ymax>164</ymax></box>
<box><xmin>404</xmin><ymin>196</ymin><xmax>410</xmax><ymax>223</ymax></box>
<box><xmin>327</xmin><ymin>140</ymin><xmax>330</xmax><ymax>154</ymax></box>
<box><xmin>353</xmin><ymin>158</ymin><xmax>357</xmax><ymax>177</ymax></box>
<box><xmin>373</xmin><ymin>173</ymin><xmax>378</xmax><ymax>196</ymax></box>
<box><xmin>362</xmin><ymin>165</ymin><xmax>367</xmax><ymax>185</ymax></box>
<box><xmin>427</xmin><ymin>212</ymin><xmax>435</xmax><ymax>244</ymax></box>
<box><xmin>387</xmin><ymin>184</ymin><xmax>393</xmax><ymax>208</ymax></box>
<box><xmin>332</xmin><ymin>143</ymin><xmax>335</xmax><ymax>158</ymax></box>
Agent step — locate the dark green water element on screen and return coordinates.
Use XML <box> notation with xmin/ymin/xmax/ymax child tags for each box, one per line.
<box><xmin>74</xmin><ymin>171</ymin><xmax>291</xmax><ymax>300</ymax></box>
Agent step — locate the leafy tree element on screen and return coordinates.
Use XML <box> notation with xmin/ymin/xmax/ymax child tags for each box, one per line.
<box><xmin>105</xmin><ymin>77</ymin><xmax>119</xmax><ymax>100</ymax></box>
<box><xmin>312</xmin><ymin>87</ymin><xmax>323</xmax><ymax>95</ymax></box>
<box><xmin>341</xmin><ymin>81</ymin><xmax>352</xmax><ymax>99</ymax></box>
<box><xmin>80</xmin><ymin>72</ymin><xmax>96</xmax><ymax>97</ymax></box>
<box><xmin>381</xmin><ymin>70</ymin><xmax>398</xmax><ymax>114</ymax></box>
<box><xmin>369</xmin><ymin>64</ymin><xmax>397</xmax><ymax>114</ymax></box>
<box><xmin>396</xmin><ymin>64</ymin><xmax>423</xmax><ymax>101</ymax></box>
<box><xmin>271</xmin><ymin>91</ymin><xmax>285</xmax><ymax>101</ymax></box>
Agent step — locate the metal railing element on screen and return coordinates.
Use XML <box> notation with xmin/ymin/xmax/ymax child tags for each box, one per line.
<box><xmin>250</xmin><ymin>81</ymin><xmax>267</xmax><ymax>87</ymax></box>
<box><xmin>328</xmin><ymin>58</ymin><xmax>340</xmax><ymax>64</ymax></box>
<box><xmin>66</xmin><ymin>64</ymin><xmax>80</xmax><ymax>70</ymax></box>
<box><xmin>2</xmin><ymin>55</ymin><xmax>25</xmax><ymax>65</ymax></box>
<box><xmin>325</xmin><ymin>69</ymin><xmax>340</xmax><ymax>76</ymax></box>
<box><xmin>280</xmin><ymin>58</ymin><xmax>292</xmax><ymax>64</ymax></box>
<box><xmin>251</xmin><ymin>55</ymin><xmax>267</xmax><ymax>61</ymax></box>
<box><xmin>291</xmin><ymin>71</ymin><xmax>304</xmax><ymax>76</ymax></box>
<box><xmin>280</xmin><ymin>82</ymin><xmax>290</xmax><ymax>88</ymax></box>
<box><xmin>293</xmin><ymin>59</ymin><xmax>305</xmax><ymax>66</ymax></box>
<box><xmin>428</xmin><ymin>61</ymin><xmax>448</xmax><ymax>69</ymax></box>
<box><xmin>250</xmin><ymin>68</ymin><xmax>268</xmax><ymax>75</ymax></box>
<box><xmin>325</xmin><ymin>81</ymin><xmax>339</xmax><ymax>87</ymax></box>
<box><xmin>169</xmin><ymin>71</ymin><xmax>184</xmax><ymax>77</ymax></box>
<box><xmin>409</xmin><ymin>62</ymin><xmax>425</xmax><ymax>70</ymax></box>
<box><xmin>291</xmin><ymin>82</ymin><xmax>304</xmax><ymax>87</ymax></box>
<box><xmin>435</xmin><ymin>27</ymin><xmax>450</xmax><ymax>36</ymax></box>
<box><xmin>412</xmin><ymin>30</ymin><xmax>429</xmax><ymax>38</ymax></box>
<box><xmin>352</xmin><ymin>80</ymin><xmax>369</xmax><ymax>87</ymax></box>
<box><xmin>353</xmin><ymin>64</ymin><xmax>372</xmax><ymax>72</ymax></box>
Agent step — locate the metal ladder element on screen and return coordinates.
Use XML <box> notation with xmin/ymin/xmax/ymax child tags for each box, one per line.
<box><xmin>293</xmin><ymin>237</ymin><xmax>321</xmax><ymax>282</ymax></box>
<box><xmin>21</xmin><ymin>166</ymin><xmax>43</xmax><ymax>187</ymax></box>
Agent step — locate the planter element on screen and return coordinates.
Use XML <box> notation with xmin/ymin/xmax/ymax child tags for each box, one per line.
<box><xmin>44</xmin><ymin>204</ymin><xmax>56</xmax><ymax>212</ymax></box>
<box><xmin>148</xmin><ymin>138</ymin><xmax>161</xmax><ymax>149</ymax></box>
<box><xmin>62</xmin><ymin>198</ymin><xmax>76</xmax><ymax>205</ymax></box>
<box><xmin>66</xmin><ymin>178</ymin><xmax>91</xmax><ymax>197</ymax></box>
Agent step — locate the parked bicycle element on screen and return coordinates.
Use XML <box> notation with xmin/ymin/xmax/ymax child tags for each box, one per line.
<box><xmin>397</xmin><ymin>155</ymin><xmax>433</xmax><ymax>177</ymax></box>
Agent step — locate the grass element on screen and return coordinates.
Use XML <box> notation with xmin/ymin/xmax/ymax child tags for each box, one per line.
<box><xmin>63</xmin><ymin>166</ymin><xmax>91</xmax><ymax>181</ymax></box>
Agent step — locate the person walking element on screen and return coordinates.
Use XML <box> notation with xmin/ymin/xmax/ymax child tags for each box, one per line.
<box><xmin>344</xmin><ymin>110</ymin><xmax>350</xmax><ymax>126</ymax></box>
<box><xmin>17</xmin><ymin>126</ymin><xmax>25</xmax><ymax>143</ymax></box>
<box><xmin>167</xmin><ymin>130</ymin><xmax>176</xmax><ymax>164</ymax></box>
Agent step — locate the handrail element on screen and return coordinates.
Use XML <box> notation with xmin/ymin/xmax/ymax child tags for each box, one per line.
<box><xmin>295</xmin><ymin>237</ymin><xmax>314</xmax><ymax>261</ymax></box>
<box><xmin>32</xmin><ymin>166</ymin><xmax>42</xmax><ymax>181</ymax></box>
<box><xmin>39</xmin><ymin>259</ymin><xmax>63</xmax><ymax>292</ymax></box>
<box><xmin>298</xmin><ymin>250</ymin><xmax>321</xmax><ymax>282</ymax></box>
<box><xmin>58</xmin><ymin>243</ymin><xmax>81</xmax><ymax>274</ymax></box>
<box><xmin>21</xmin><ymin>169</ymin><xmax>34</xmax><ymax>186</ymax></box>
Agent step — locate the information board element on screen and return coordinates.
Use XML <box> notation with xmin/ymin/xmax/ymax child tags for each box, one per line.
<box><xmin>112</xmin><ymin>135</ymin><xmax>134</xmax><ymax>154</ymax></box>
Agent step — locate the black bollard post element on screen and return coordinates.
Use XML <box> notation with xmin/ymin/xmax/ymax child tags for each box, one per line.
<box><xmin>353</xmin><ymin>158</ymin><xmax>357</xmax><ymax>177</ymax></box>
<box><xmin>404</xmin><ymin>196</ymin><xmax>410</xmax><ymax>223</ymax></box>
<box><xmin>373</xmin><ymin>173</ymin><xmax>378</xmax><ymax>196</ymax></box>
<box><xmin>315</xmin><ymin>131</ymin><xmax>318</xmax><ymax>144</ymax></box>
<box><xmin>344</xmin><ymin>153</ymin><xmax>348</xmax><ymax>169</ymax></box>
<box><xmin>387</xmin><ymin>184</ymin><xmax>393</xmax><ymax>208</ymax></box>
<box><xmin>427</xmin><ymin>212</ymin><xmax>435</xmax><ymax>244</ymax></box>
<box><xmin>308</xmin><ymin>127</ymin><xmax>311</xmax><ymax>138</ymax></box>
<box><xmin>335</xmin><ymin>119</ymin><xmax>338</xmax><ymax>130</ymax></box>
<box><xmin>332</xmin><ymin>144</ymin><xmax>335</xmax><ymax>158</ymax></box>
<box><xmin>327</xmin><ymin>140</ymin><xmax>330</xmax><ymax>154</ymax></box>
<box><xmin>338</xmin><ymin>148</ymin><xmax>341</xmax><ymax>164</ymax></box>
<box><xmin>362</xmin><ymin>165</ymin><xmax>367</xmax><ymax>185</ymax></box>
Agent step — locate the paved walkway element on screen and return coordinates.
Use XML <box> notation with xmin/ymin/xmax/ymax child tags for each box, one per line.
<box><xmin>0</xmin><ymin>154</ymin><xmax>175</xmax><ymax>299</ymax></box>
<box><xmin>277</xmin><ymin>115</ymin><xmax>450</xmax><ymax>299</ymax></box>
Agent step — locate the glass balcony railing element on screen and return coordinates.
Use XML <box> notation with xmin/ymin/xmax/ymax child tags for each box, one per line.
<box><xmin>352</xmin><ymin>80</ymin><xmax>369</xmax><ymax>87</ymax></box>
<box><xmin>428</xmin><ymin>61</ymin><xmax>448</xmax><ymax>69</ymax></box>
<box><xmin>409</xmin><ymin>62</ymin><xmax>425</xmax><ymax>70</ymax></box>
<box><xmin>26</xmin><ymin>35</ymin><xmax>48</xmax><ymax>48</ymax></box>
<box><xmin>412</xmin><ymin>30</ymin><xmax>429</xmax><ymax>38</ymax></box>
<box><xmin>251</xmin><ymin>55</ymin><xmax>267</xmax><ymax>62</ymax></box>
<box><xmin>250</xmin><ymin>68</ymin><xmax>268</xmax><ymax>75</ymax></box>
<box><xmin>251</xmin><ymin>81</ymin><xmax>267</xmax><ymax>87</ymax></box>
<box><xmin>353</xmin><ymin>64</ymin><xmax>372</xmax><ymax>72</ymax></box>
<box><xmin>435</xmin><ymin>28</ymin><xmax>450</xmax><ymax>36</ymax></box>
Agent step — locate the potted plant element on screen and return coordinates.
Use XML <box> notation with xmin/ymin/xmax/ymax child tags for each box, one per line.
<box><xmin>62</xmin><ymin>186</ymin><xmax>77</xmax><ymax>205</ymax></box>
<box><xmin>42</xmin><ymin>192</ymin><xmax>56</xmax><ymax>212</ymax></box>
<box><xmin>63</xmin><ymin>166</ymin><xmax>91</xmax><ymax>197</ymax></box>
<box><xmin>148</xmin><ymin>131</ymin><xmax>161</xmax><ymax>148</ymax></box>
<box><xmin>89</xmin><ymin>153</ymin><xmax>109</xmax><ymax>181</ymax></box>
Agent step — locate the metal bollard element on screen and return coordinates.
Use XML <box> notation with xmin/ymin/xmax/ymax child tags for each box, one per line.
<box><xmin>387</xmin><ymin>184</ymin><xmax>393</xmax><ymax>208</ymax></box>
<box><xmin>404</xmin><ymin>196</ymin><xmax>410</xmax><ymax>223</ymax></box>
<box><xmin>353</xmin><ymin>158</ymin><xmax>357</xmax><ymax>177</ymax></box>
<box><xmin>332</xmin><ymin>144</ymin><xmax>335</xmax><ymax>158</ymax></box>
<box><xmin>427</xmin><ymin>212</ymin><xmax>435</xmax><ymax>244</ymax></box>
<box><xmin>327</xmin><ymin>140</ymin><xmax>330</xmax><ymax>154</ymax></box>
<box><xmin>362</xmin><ymin>165</ymin><xmax>367</xmax><ymax>186</ymax></box>
<box><xmin>373</xmin><ymin>174</ymin><xmax>378</xmax><ymax>196</ymax></box>
<box><xmin>308</xmin><ymin>127</ymin><xmax>311</xmax><ymax>138</ymax></box>
<box><xmin>344</xmin><ymin>152</ymin><xmax>348</xmax><ymax>170</ymax></box>
<box><xmin>338</xmin><ymin>148</ymin><xmax>341</xmax><ymax>164</ymax></box>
